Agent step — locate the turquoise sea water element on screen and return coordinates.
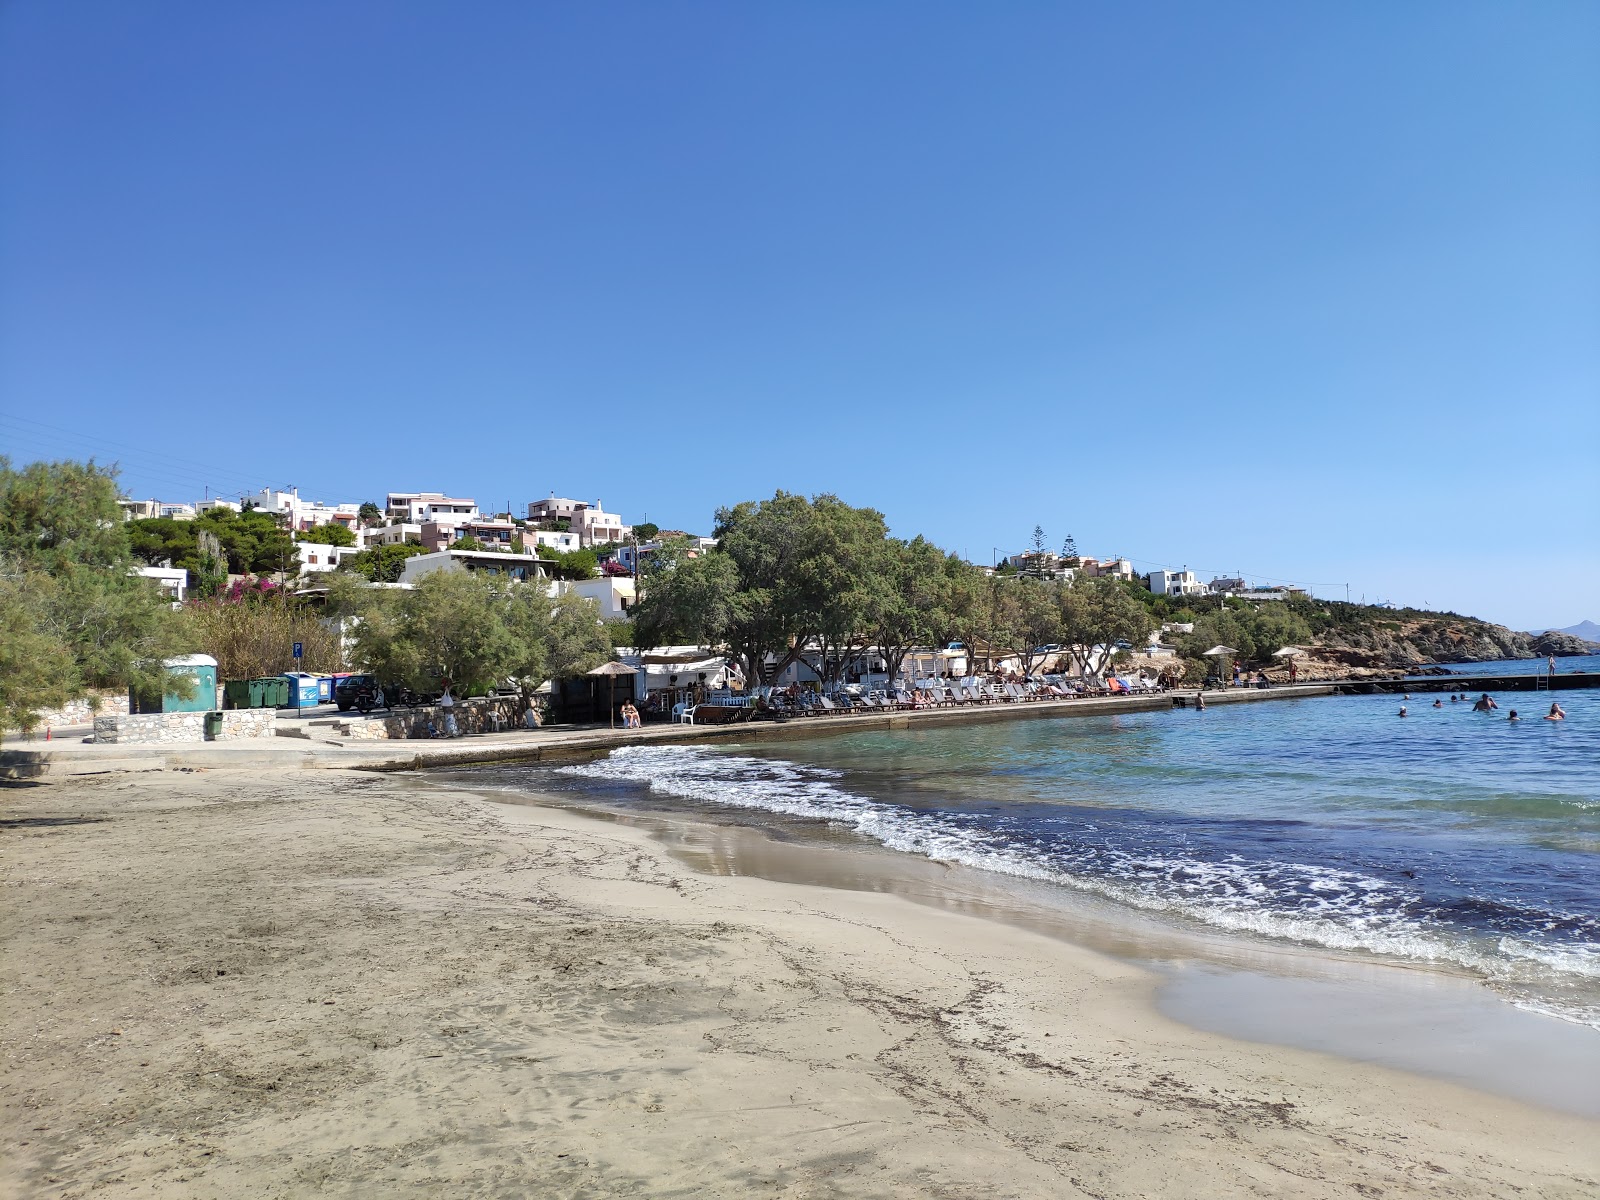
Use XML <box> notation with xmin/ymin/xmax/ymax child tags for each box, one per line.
<box><xmin>475</xmin><ymin>667</ymin><xmax>1600</xmax><ymax>1027</ymax></box>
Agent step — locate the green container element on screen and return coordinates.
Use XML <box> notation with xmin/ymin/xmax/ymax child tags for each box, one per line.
<box><xmin>223</xmin><ymin>680</ymin><xmax>252</xmax><ymax>709</ymax></box>
<box><xmin>263</xmin><ymin>678</ymin><xmax>290</xmax><ymax>708</ymax></box>
<box><xmin>249</xmin><ymin>679</ymin><xmax>268</xmax><ymax>708</ymax></box>
<box><xmin>203</xmin><ymin>711</ymin><xmax>224</xmax><ymax>740</ymax></box>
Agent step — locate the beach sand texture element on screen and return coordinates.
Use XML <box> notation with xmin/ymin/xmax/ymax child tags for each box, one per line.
<box><xmin>3</xmin><ymin>769</ymin><xmax>1596</xmax><ymax>1198</ymax></box>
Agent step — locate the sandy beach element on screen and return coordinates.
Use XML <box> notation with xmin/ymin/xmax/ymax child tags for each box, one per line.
<box><xmin>4</xmin><ymin>768</ymin><xmax>1597</xmax><ymax>1199</ymax></box>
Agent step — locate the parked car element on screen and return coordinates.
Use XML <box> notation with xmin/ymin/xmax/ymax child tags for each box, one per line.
<box><xmin>335</xmin><ymin>675</ymin><xmax>438</xmax><ymax>713</ymax></box>
<box><xmin>334</xmin><ymin>674</ymin><xmax>375</xmax><ymax>711</ymax></box>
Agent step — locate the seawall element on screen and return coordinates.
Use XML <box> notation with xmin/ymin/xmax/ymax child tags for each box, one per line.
<box><xmin>1</xmin><ymin>685</ymin><xmax>1335</xmax><ymax>781</ymax></box>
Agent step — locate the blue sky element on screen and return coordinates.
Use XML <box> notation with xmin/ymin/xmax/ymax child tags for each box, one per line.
<box><xmin>2</xmin><ymin>2</ymin><xmax>1596</xmax><ymax>630</ymax></box>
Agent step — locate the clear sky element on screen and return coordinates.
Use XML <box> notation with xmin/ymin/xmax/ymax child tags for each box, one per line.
<box><xmin>2</xmin><ymin>2</ymin><xmax>1596</xmax><ymax>630</ymax></box>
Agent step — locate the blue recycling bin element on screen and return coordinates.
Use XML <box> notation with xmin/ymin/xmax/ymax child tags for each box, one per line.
<box><xmin>314</xmin><ymin>675</ymin><xmax>334</xmax><ymax>703</ymax></box>
<box><xmin>281</xmin><ymin>672</ymin><xmax>322</xmax><ymax>709</ymax></box>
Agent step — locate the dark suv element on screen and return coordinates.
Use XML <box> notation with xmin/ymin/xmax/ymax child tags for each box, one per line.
<box><xmin>334</xmin><ymin>675</ymin><xmax>376</xmax><ymax>712</ymax></box>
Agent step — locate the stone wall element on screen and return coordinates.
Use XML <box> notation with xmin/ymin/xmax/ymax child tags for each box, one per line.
<box><xmin>7</xmin><ymin>690</ymin><xmax>129</xmax><ymax>733</ymax></box>
<box><xmin>335</xmin><ymin>696</ymin><xmax>532</xmax><ymax>740</ymax></box>
<box><xmin>93</xmin><ymin>709</ymin><xmax>277</xmax><ymax>745</ymax></box>
<box><xmin>215</xmin><ymin>710</ymin><xmax>277</xmax><ymax>740</ymax></box>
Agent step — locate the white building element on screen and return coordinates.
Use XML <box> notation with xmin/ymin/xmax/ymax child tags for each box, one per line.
<box><xmin>567</xmin><ymin>576</ymin><xmax>636</xmax><ymax>621</ymax></box>
<box><xmin>196</xmin><ymin>498</ymin><xmax>241</xmax><ymax>516</ymax></box>
<box><xmin>363</xmin><ymin>522</ymin><xmax>424</xmax><ymax>548</ymax></box>
<box><xmin>246</xmin><ymin>487</ymin><xmax>361</xmax><ymax>534</ymax></box>
<box><xmin>385</xmin><ymin>492</ymin><xmax>480</xmax><ymax>524</ymax></box>
<box><xmin>531</xmin><ymin>528</ymin><xmax>582</xmax><ymax>553</ymax></box>
<box><xmin>296</xmin><ymin>542</ymin><xmax>361</xmax><ymax>575</ymax></box>
<box><xmin>1149</xmin><ymin>569</ymin><xmax>1205</xmax><ymax>597</ymax></box>
<box><xmin>1093</xmin><ymin>557</ymin><xmax>1136</xmax><ymax>582</ymax></box>
<box><xmin>527</xmin><ymin>495</ymin><xmax>631</xmax><ymax>548</ymax></box>
<box><xmin>157</xmin><ymin>502</ymin><xmax>197</xmax><ymax>520</ymax></box>
<box><xmin>117</xmin><ymin>499</ymin><xmax>160</xmax><ymax>521</ymax></box>
<box><xmin>134</xmin><ymin>565</ymin><xmax>188</xmax><ymax>605</ymax></box>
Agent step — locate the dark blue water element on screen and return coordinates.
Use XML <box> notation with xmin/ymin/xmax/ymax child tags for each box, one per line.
<box><xmin>489</xmin><ymin>679</ymin><xmax>1600</xmax><ymax>1026</ymax></box>
<box><xmin>1429</xmin><ymin>654</ymin><xmax>1600</xmax><ymax>677</ymax></box>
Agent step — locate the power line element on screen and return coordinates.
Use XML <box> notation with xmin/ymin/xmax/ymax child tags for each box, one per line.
<box><xmin>0</xmin><ymin>413</ymin><xmax>348</xmax><ymax>503</ymax></box>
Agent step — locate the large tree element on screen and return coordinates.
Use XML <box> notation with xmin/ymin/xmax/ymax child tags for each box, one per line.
<box><xmin>1058</xmin><ymin>576</ymin><xmax>1156</xmax><ymax>678</ymax></box>
<box><xmin>347</xmin><ymin>569</ymin><xmax>521</xmax><ymax>695</ymax></box>
<box><xmin>0</xmin><ymin>458</ymin><xmax>194</xmax><ymax>737</ymax></box>
<box><xmin>128</xmin><ymin>507</ymin><xmax>296</xmax><ymax>580</ymax></box>
<box><xmin>631</xmin><ymin>492</ymin><xmax>893</xmax><ymax>686</ymax></box>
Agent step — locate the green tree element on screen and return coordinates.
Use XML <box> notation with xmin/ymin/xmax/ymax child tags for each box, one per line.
<box><xmin>358</xmin><ymin>501</ymin><xmax>382</xmax><ymax>525</ymax></box>
<box><xmin>555</xmin><ymin>548</ymin><xmax>598</xmax><ymax>579</ymax></box>
<box><xmin>0</xmin><ymin>458</ymin><xmax>194</xmax><ymax>738</ymax></box>
<box><xmin>296</xmin><ymin>523</ymin><xmax>356</xmax><ymax>547</ymax></box>
<box><xmin>636</xmin><ymin>492</ymin><xmax>892</xmax><ymax>685</ymax></box>
<box><xmin>347</xmin><ymin>569</ymin><xmax>521</xmax><ymax>696</ymax></box>
<box><xmin>0</xmin><ymin>575</ymin><xmax>77</xmax><ymax>736</ymax></box>
<box><xmin>341</xmin><ymin>542</ymin><xmax>429</xmax><ymax>583</ymax></box>
<box><xmin>450</xmin><ymin>536</ymin><xmax>485</xmax><ymax>552</ymax></box>
<box><xmin>631</xmin><ymin>522</ymin><xmax>660</xmax><ymax>541</ymax></box>
<box><xmin>502</xmin><ymin>587</ymin><xmax>609</xmax><ymax>697</ymax></box>
<box><xmin>1058</xmin><ymin>576</ymin><xmax>1156</xmax><ymax>678</ymax></box>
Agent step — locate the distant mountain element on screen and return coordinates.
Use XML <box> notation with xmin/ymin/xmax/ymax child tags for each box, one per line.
<box><xmin>1528</xmin><ymin>620</ymin><xmax>1600</xmax><ymax>641</ymax></box>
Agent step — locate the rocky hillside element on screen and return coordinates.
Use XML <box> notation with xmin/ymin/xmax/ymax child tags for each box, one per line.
<box><xmin>1310</xmin><ymin>615</ymin><xmax>1565</xmax><ymax>669</ymax></box>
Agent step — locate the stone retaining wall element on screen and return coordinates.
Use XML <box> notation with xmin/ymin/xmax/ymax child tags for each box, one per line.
<box><xmin>93</xmin><ymin>709</ymin><xmax>277</xmax><ymax>745</ymax></box>
<box><xmin>7</xmin><ymin>690</ymin><xmax>130</xmax><ymax>733</ymax></box>
<box><xmin>336</xmin><ymin>696</ymin><xmax>532</xmax><ymax>740</ymax></box>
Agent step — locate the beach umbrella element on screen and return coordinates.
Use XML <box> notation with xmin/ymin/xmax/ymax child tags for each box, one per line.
<box><xmin>1273</xmin><ymin>646</ymin><xmax>1308</xmax><ymax>658</ymax></box>
<box><xmin>588</xmin><ymin>660</ymin><xmax>635</xmax><ymax>728</ymax></box>
<box><xmin>1201</xmin><ymin>645</ymin><xmax>1238</xmax><ymax>658</ymax></box>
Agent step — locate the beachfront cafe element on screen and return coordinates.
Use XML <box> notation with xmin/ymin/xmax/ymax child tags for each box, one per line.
<box><xmin>619</xmin><ymin>647</ymin><xmax>740</xmax><ymax>720</ymax></box>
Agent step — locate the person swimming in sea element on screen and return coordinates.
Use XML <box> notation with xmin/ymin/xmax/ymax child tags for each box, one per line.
<box><xmin>1195</xmin><ymin>693</ymin><xmax>1205</xmax><ymax>710</ymax></box>
<box><xmin>1508</xmin><ymin>710</ymin><xmax>1520</xmax><ymax>722</ymax></box>
<box><xmin>1472</xmin><ymin>693</ymin><xmax>1498</xmax><ymax>712</ymax></box>
<box><xmin>1545</xmin><ymin>702</ymin><xmax>1566</xmax><ymax>722</ymax></box>
<box><xmin>1432</xmin><ymin>699</ymin><xmax>1443</xmax><ymax>708</ymax></box>
<box><xmin>1398</xmin><ymin>706</ymin><xmax>1408</xmax><ymax>717</ymax></box>
<box><xmin>1450</xmin><ymin>693</ymin><xmax>1459</xmax><ymax>702</ymax></box>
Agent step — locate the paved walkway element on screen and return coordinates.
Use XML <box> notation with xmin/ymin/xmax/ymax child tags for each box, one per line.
<box><xmin>1</xmin><ymin>685</ymin><xmax>1335</xmax><ymax>780</ymax></box>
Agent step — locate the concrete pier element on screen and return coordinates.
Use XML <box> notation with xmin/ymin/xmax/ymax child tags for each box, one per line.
<box><xmin>1334</xmin><ymin>671</ymin><xmax>1597</xmax><ymax>695</ymax></box>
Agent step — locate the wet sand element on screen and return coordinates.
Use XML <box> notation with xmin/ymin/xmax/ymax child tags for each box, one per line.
<box><xmin>4</xmin><ymin>768</ymin><xmax>1597</xmax><ymax>1198</ymax></box>
<box><xmin>479</xmin><ymin>785</ymin><xmax>1600</xmax><ymax>1119</ymax></box>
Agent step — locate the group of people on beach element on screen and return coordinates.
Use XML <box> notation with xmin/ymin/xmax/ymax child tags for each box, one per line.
<box><xmin>1398</xmin><ymin>692</ymin><xmax>1565</xmax><ymax>722</ymax></box>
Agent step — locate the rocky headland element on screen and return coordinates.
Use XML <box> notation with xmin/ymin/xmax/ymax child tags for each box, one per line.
<box><xmin>1294</xmin><ymin>614</ymin><xmax>1598</xmax><ymax>677</ymax></box>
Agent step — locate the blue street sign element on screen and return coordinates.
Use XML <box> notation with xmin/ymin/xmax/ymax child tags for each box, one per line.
<box><xmin>292</xmin><ymin>642</ymin><xmax>303</xmax><ymax>659</ymax></box>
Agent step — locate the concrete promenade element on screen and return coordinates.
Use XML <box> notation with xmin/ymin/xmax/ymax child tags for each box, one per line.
<box><xmin>1</xmin><ymin>684</ymin><xmax>1335</xmax><ymax>781</ymax></box>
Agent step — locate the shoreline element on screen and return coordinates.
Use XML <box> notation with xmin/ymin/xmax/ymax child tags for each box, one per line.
<box><xmin>453</xmin><ymin>772</ymin><xmax>1600</xmax><ymax>1120</ymax></box>
<box><xmin>5</xmin><ymin>766</ymin><xmax>1595</xmax><ymax>1197</ymax></box>
<box><xmin>3</xmin><ymin>684</ymin><xmax>1335</xmax><ymax>780</ymax></box>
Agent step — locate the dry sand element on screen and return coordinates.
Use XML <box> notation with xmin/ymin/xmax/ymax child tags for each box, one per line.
<box><xmin>3</xmin><ymin>768</ymin><xmax>1596</xmax><ymax>1198</ymax></box>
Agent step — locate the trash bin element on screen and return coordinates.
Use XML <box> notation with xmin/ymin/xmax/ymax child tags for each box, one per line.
<box><xmin>223</xmin><ymin>680</ymin><xmax>251</xmax><ymax>710</ymax></box>
<box><xmin>315</xmin><ymin>675</ymin><xmax>334</xmax><ymax>703</ymax></box>
<box><xmin>203</xmin><ymin>711</ymin><xmax>224</xmax><ymax>740</ymax></box>
<box><xmin>266</xmin><ymin>678</ymin><xmax>289</xmax><ymax>708</ymax></box>
<box><xmin>281</xmin><ymin>672</ymin><xmax>320</xmax><ymax>709</ymax></box>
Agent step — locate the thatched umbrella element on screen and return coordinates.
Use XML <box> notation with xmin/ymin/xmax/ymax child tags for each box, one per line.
<box><xmin>588</xmin><ymin>660</ymin><xmax>635</xmax><ymax>728</ymax></box>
